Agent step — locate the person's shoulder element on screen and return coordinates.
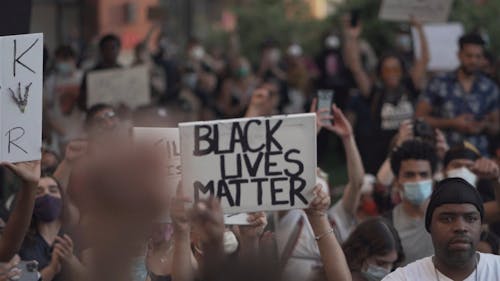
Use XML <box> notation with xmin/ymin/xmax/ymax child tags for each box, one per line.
<box><xmin>479</xmin><ymin>252</ymin><xmax>500</xmax><ymax>265</ymax></box>
<box><xmin>383</xmin><ymin>257</ymin><xmax>433</xmax><ymax>281</ymax></box>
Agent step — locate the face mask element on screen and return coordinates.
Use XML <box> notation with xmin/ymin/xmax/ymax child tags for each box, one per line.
<box><xmin>190</xmin><ymin>46</ymin><xmax>205</xmax><ymax>61</ymax></box>
<box><xmin>268</xmin><ymin>49</ymin><xmax>281</xmax><ymax>63</ymax></box>
<box><xmin>365</xmin><ymin>264</ymin><xmax>390</xmax><ymax>280</ymax></box>
<box><xmin>403</xmin><ymin>180</ymin><xmax>433</xmax><ymax>206</ymax></box>
<box><xmin>325</xmin><ymin>35</ymin><xmax>340</xmax><ymax>49</ymax></box>
<box><xmin>223</xmin><ymin>230</ymin><xmax>239</xmax><ymax>254</ymax></box>
<box><xmin>236</xmin><ymin>66</ymin><xmax>250</xmax><ymax>78</ymax></box>
<box><xmin>56</xmin><ymin>62</ymin><xmax>74</xmax><ymax>75</ymax></box>
<box><xmin>287</xmin><ymin>44</ymin><xmax>303</xmax><ymax>57</ymax></box>
<box><xmin>446</xmin><ymin>167</ymin><xmax>477</xmax><ymax>187</ymax></box>
<box><xmin>34</xmin><ymin>195</ymin><xmax>62</xmax><ymax>222</ymax></box>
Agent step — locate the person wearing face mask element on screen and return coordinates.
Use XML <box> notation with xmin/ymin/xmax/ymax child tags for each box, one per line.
<box><xmin>44</xmin><ymin>45</ymin><xmax>85</xmax><ymax>155</ymax></box>
<box><xmin>18</xmin><ymin>175</ymin><xmax>85</xmax><ymax>281</ymax></box>
<box><xmin>383</xmin><ymin>178</ymin><xmax>500</xmax><ymax>281</ymax></box>
<box><xmin>343</xmin><ymin>16</ymin><xmax>429</xmax><ymax>175</ymax></box>
<box><xmin>343</xmin><ymin>218</ymin><xmax>405</xmax><ymax>281</ymax></box>
<box><xmin>387</xmin><ymin>139</ymin><xmax>438</xmax><ymax>265</ymax></box>
<box><xmin>441</xmin><ymin>143</ymin><xmax>500</xmax><ymax>238</ymax></box>
<box><xmin>416</xmin><ymin>33</ymin><xmax>500</xmax><ymax>156</ymax></box>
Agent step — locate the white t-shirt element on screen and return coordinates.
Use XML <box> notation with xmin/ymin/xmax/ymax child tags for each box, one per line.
<box><xmin>382</xmin><ymin>253</ymin><xmax>500</xmax><ymax>281</ymax></box>
<box><xmin>275</xmin><ymin>209</ymin><xmax>322</xmax><ymax>281</ymax></box>
<box><xmin>328</xmin><ymin>200</ymin><xmax>356</xmax><ymax>243</ymax></box>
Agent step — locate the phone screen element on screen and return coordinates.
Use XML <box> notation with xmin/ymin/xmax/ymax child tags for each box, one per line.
<box><xmin>317</xmin><ymin>90</ymin><xmax>334</xmax><ymax>126</ymax></box>
<box><xmin>18</xmin><ymin>261</ymin><xmax>39</xmax><ymax>281</ymax></box>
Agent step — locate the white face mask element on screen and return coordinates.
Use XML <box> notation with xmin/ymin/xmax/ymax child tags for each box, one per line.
<box><xmin>446</xmin><ymin>167</ymin><xmax>478</xmax><ymax>187</ymax></box>
<box><xmin>365</xmin><ymin>264</ymin><xmax>390</xmax><ymax>280</ymax></box>
<box><xmin>325</xmin><ymin>35</ymin><xmax>340</xmax><ymax>49</ymax></box>
<box><xmin>193</xmin><ymin>230</ymin><xmax>239</xmax><ymax>256</ymax></box>
<box><xmin>223</xmin><ymin>230</ymin><xmax>239</xmax><ymax>254</ymax></box>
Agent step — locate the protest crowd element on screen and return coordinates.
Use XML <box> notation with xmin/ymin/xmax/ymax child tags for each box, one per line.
<box><xmin>2</xmin><ymin>3</ymin><xmax>500</xmax><ymax>281</ymax></box>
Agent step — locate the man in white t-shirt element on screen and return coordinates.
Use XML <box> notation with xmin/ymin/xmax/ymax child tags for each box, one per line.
<box><xmin>383</xmin><ymin>177</ymin><xmax>500</xmax><ymax>281</ymax></box>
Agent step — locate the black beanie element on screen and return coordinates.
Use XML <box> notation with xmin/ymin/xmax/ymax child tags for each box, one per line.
<box><xmin>425</xmin><ymin>177</ymin><xmax>484</xmax><ymax>232</ymax></box>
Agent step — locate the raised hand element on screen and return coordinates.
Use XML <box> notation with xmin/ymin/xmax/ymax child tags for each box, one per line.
<box><xmin>1</xmin><ymin>160</ymin><xmax>40</xmax><ymax>187</ymax></box>
<box><xmin>472</xmin><ymin>158</ymin><xmax>500</xmax><ymax>180</ymax></box>
<box><xmin>305</xmin><ymin>184</ymin><xmax>331</xmax><ymax>218</ymax></box>
<box><xmin>171</xmin><ymin>182</ymin><xmax>192</xmax><ymax>234</ymax></box>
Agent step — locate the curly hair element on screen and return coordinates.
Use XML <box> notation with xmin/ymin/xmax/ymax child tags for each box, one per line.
<box><xmin>390</xmin><ymin>139</ymin><xmax>438</xmax><ymax>177</ymax></box>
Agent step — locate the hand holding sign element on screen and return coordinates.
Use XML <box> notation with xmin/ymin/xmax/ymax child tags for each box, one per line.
<box><xmin>232</xmin><ymin>212</ymin><xmax>267</xmax><ymax>240</ymax></box>
<box><xmin>190</xmin><ymin>198</ymin><xmax>225</xmax><ymax>245</ymax></box>
<box><xmin>305</xmin><ymin>185</ymin><xmax>331</xmax><ymax>218</ymax></box>
<box><xmin>1</xmin><ymin>160</ymin><xmax>40</xmax><ymax>187</ymax></box>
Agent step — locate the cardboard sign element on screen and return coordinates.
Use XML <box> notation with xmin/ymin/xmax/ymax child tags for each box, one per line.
<box><xmin>133</xmin><ymin>127</ymin><xmax>181</xmax><ymax>191</ymax></box>
<box><xmin>412</xmin><ymin>23</ymin><xmax>464</xmax><ymax>71</ymax></box>
<box><xmin>0</xmin><ymin>33</ymin><xmax>43</xmax><ymax>163</ymax></box>
<box><xmin>87</xmin><ymin>66</ymin><xmax>151</xmax><ymax>109</ymax></box>
<box><xmin>379</xmin><ymin>0</ymin><xmax>453</xmax><ymax>22</ymax></box>
<box><xmin>180</xmin><ymin>113</ymin><xmax>317</xmax><ymax>214</ymax></box>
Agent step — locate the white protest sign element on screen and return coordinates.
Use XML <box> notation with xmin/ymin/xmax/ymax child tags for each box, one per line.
<box><xmin>87</xmin><ymin>66</ymin><xmax>150</xmax><ymax>109</ymax></box>
<box><xmin>180</xmin><ymin>113</ymin><xmax>317</xmax><ymax>214</ymax></box>
<box><xmin>379</xmin><ymin>0</ymin><xmax>453</xmax><ymax>22</ymax></box>
<box><xmin>413</xmin><ymin>23</ymin><xmax>464</xmax><ymax>71</ymax></box>
<box><xmin>134</xmin><ymin>127</ymin><xmax>181</xmax><ymax>223</ymax></box>
<box><xmin>133</xmin><ymin>127</ymin><xmax>181</xmax><ymax>191</ymax></box>
<box><xmin>0</xmin><ymin>33</ymin><xmax>43</xmax><ymax>163</ymax></box>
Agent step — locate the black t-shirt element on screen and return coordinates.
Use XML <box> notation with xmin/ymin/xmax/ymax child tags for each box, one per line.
<box><xmin>19</xmin><ymin>232</ymin><xmax>62</xmax><ymax>281</ymax></box>
<box><xmin>349</xmin><ymin>79</ymin><xmax>419</xmax><ymax>174</ymax></box>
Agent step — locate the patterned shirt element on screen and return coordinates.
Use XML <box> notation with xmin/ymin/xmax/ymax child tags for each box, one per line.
<box><xmin>421</xmin><ymin>72</ymin><xmax>500</xmax><ymax>154</ymax></box>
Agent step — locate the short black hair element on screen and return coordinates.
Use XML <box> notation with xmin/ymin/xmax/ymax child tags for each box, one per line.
<box><xmin>390</xmin><ymin>139</ymin><xmax>438</xmax><ymax>177</ymax></box>
<box><xmin>99</xmin><ymin>34</ymin><xmax>121</xmax><ymax>50</ymax></box>
<box><xmin>459</xmin><ymin>33</ymin><xmax>485</xmax><ymax>50</ymax></box>
<box><xmin>85</xmin><ymin>103</ymin><xmax>114</xmax><ymax>128</ymax></box>
<box><xmin>55</xmin><ymin>45</ymin><xmax>76</xmax><ymax>59</ymax></box>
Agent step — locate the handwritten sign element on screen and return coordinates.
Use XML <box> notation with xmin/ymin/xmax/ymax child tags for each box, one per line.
<box><xmin>134</xmin><ymin>127</ymin><xmax>181</xmax><ymax>223</ymax></box>
<box><xmin>412</xmin><ymin>23</ymin><xmax>464</xmax><ymax>71</ymax></box>
<box><xmin>379</xmin><ymin>0</ymin><xmax>453</xmax><ymax>22</ymax></box>
<box><xmin>179</xmin><ymin>113</ymin><xmax>317</xmax><ymax>214</ymax></box>
<box><xmin>134</xmin><ymin>127</ymin><xmax>181</xmax><ymax>191</ymax></box>
<box><xmin>87</xmin><ymin>66</ymin><xmax>150</xmax><ymax>109</ymax></box>
<box><xmin>0</xmin><ymin>33</ymin><xmax>43</xmax><ymax>163</ymax></box>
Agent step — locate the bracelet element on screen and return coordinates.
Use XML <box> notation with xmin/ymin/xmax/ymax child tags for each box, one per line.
<box><xmin>315</xmin><ymin>228</ymin><xmax>334</xmax><ymax>241</ymax></box>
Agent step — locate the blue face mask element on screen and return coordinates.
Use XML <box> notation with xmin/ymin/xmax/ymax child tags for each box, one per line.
<box><xmin>403</xmin><ymin>180</ymin><xmax>433</xmax><ymax>206</ymax></box>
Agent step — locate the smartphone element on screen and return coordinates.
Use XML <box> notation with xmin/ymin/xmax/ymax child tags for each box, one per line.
<box><xmin>350</xmin><ymin>9</ymin><xmax>360</xmax><ymax>27</ymax></box>
<box><xmin>18</xmin><ymin>261</ymin><xmax>39</xmax><ymax>281</ymax></box>
<box><xmin>317</xmin><ymin>90</ymin><xmax>334</xmax><ymax>126</ymax></box>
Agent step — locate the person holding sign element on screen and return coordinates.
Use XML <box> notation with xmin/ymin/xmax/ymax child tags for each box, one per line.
<box><xmin>79</xmin><ymin>34</ymin><xmax>122</xmax><ymax>111</ymax></box>
<box><xmin>416</xmin><ymin>33</ymin><xmax>500</xmax><ymax>156</ymax></box>
<box><xmin>0</xmin><ymin>161</ymin><xmax>40</xmax><ymax>262</ymax></box>
<box><xmin>343</xmin><ymin>15</ymin><xmax>430</xmax><ymax>174</ymax></box>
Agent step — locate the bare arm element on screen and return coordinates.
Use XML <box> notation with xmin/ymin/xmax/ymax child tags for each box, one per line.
<box><xmin>472</xmin><ymin>159</ymin><xmax>500</xmax><ymax>223</ymax></box>
<box><xmin>415</xmin><ymin>100</ymin><xmax>455</xmax><ymax>130</ymax></box>
<box><xmin>171</xmin><ymin>185</ymin><xmax>195</xmax><ymax>281</ymax></box>
<box><xmin>342</xmin><ymin>16</ymin><xmax>371</xmax><ymax>98</ymax></box>
<box><xmin>0</xmin><ymin>161</ymin><xmax>40</xmax><ymax>262</ymax></box>
<box><xmin>306</xmin><ymin>186</ymin><xmax>352</xmax><ymax>281</ymax></box>
<box><xmin>315</xmin><ymin>104</ymin><xmax>365</xmax><ymax>216</ymax></box>
<box><xmin>409</xmin><ymin>18</ymin><xmax>430</xmax><ymax>90</ymax></box>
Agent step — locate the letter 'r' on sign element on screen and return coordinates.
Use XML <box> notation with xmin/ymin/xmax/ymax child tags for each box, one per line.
<box><xmin>0</xmin><ymin>33</ymin><xmax>43</xmax><ymax>163</ymax></box>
